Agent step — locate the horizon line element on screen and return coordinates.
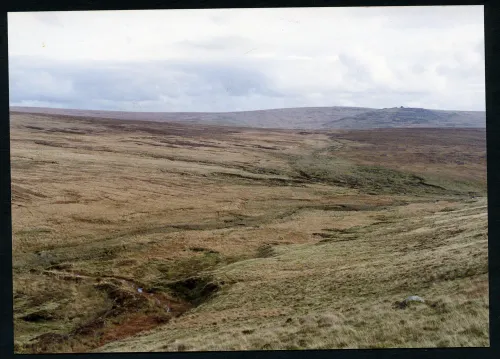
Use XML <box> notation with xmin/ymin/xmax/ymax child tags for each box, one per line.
<box><xmin>9</xmin><ymin>104</ymin><xmax>486</xmax><ymax>114</ymax></box>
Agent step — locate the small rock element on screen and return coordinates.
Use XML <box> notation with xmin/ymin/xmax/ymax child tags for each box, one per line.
<box><xmin>405</xmin><ymin>295</ymin><xmax>425</xmax><ymax>303</ymax></box>
<box><xmin>137</xmin><ymin>288</ymin><xmax>143</xmax><ymax>293</ymax></box>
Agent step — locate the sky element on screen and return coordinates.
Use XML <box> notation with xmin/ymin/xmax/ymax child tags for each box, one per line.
<box><xmin>8</xmin><ymin>6</ymin><xmax>485</xmax><ymax>112</ymax></box>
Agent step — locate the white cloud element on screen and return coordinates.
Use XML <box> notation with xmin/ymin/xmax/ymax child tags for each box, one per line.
<box><xmin>8</xmin><ymin>6</ymin><xmax>485</xmax><ymax>111</ymax></box>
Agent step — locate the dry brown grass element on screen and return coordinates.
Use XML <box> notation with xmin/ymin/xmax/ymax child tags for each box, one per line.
<box><xmin>10</xmin><ymin>113</ymin><xmax>488</xmax><ymax>352</ymax></box>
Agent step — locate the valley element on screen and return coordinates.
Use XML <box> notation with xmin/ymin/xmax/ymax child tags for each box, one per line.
<box><xmin>10</xmin><ymin>111</ymin><xmax>488</xmax><ymax>352</ymax></box>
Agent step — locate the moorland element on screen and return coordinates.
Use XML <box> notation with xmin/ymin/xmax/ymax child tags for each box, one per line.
<box><xmin>10</xmin><ymin>110</ymin><xmax>488</xmax><ymax>352</ymax></box>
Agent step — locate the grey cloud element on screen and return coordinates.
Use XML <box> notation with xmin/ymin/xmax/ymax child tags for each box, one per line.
<box><xmin>7</xmin><ymin>7</ymin><xmax>485</xmax><ymax>113</ymax></box>
<box><xmin>337</xmin><ymin>54</ymin><xmax>374</xmax><ymax>85</ymax></box>
<box><xmin>179</xmin><ymin>62</ymin><xmax>283</xmax><ymax>97</ymax></box>
<box><xmin>9</xmin><ymin>66</ymin><xmax>74</xmax><ymax>104</ymax></box>
<box><xmin>436</xmin><ymin>62</ymin><xmax>483</xmax><ymax>83</ymax></box>
<box><xmin>9</xmin><ymin>37</ymin><xmax>485</xmax><ymax>113</ymax></box>
<box><xmin>9</xmin><ymin>56</ymin><xmax>284</xmax><ymax>112</ymax></box>
<box><xmin>9</xmin><ymin>52</ymin><xmax>485</xmax><ymax>112</ymax></box>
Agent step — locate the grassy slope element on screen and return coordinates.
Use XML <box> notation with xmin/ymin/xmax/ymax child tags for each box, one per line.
<box><xmin>99</xmin><ymin>199</ymin><xmax>488</xmax><ymax>351</ymax></box>
<box><xmin>10</xmin><ymin>113</ymin><xmax>488</xmax><ymax>352</ymax></box>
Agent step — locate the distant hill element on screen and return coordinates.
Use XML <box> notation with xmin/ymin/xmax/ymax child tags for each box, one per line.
<box><xmin>10</xmin><ymin>106</ymin><xmax>485</xmax><ymax>130</ymax></box>
<box><xmin>323</xmin><ymin>107</ymin><xmax>485</xmax><ymax>129</ymax></box>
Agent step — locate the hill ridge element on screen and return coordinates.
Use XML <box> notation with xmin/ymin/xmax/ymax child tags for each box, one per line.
<box><xmin>10</xmin><ymin>105</ymin><xmax>485</xmax><ymax>130</ymax></box>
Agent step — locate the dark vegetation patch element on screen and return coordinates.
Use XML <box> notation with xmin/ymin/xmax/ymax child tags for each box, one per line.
<box><xmin>24</xmin><ymin>125</ymin><xmax>45</xmax><ymax>131</ymax></box>
<box><xmin>329</xmin><ymin>128</ymin><xmax>486</xmax><ymax>148</ymax></box>
<box><xmin>42</xmin><ymin>270</ymin><xmax>86</xmax><ymax>283</ymax></box>
<box><xmin>127</xmin><ymin>138</ymin><xmax>224</xmax><ymax>149</ymax></box>
<box><xmin>446</xmin><ymin>228</ymin><xmax>466</xmax><ymax>236</ymax></box>
<box><xmin>21</xmin><ymin>310</ymin><xmax>56</xmax><ymax>322</ymax></box>
<box><xmin>11</xmin><ymin>184</ymin><xmax>48</xmax><ymax>200</ymax></box>
<box><xmin>256</xmin><ymin>244</ymin><xmax>276</xmax><ymax>258</ymax></box>
<box><xmin>189</xmin><ymin>247</ymin><xmax>220</xmax><ymax>254</ymax></box>
<box><xmin>93</xmin><ymin>283</ymin><xmax>148</xmax><ymax>317</ymax></box>
<box><xmin>425</xmin><ymin>263</ymin><xmax>488</xmax><ymax>283</ymax></box>
<box><xmin>427</xmin><ymin>300</ymin><xmax>450</xmax><ymax>314</ymax></box>
<box><xmin>24</xmin><ymin>124</ymin><xmax>88</xmax><ymax>135</ymax></box>
<box><xmin>16</xmin><ymin>227</ymin><xmax>52</xmax><ymax>235</ymax></box>
<box><xmin>291</xmin><ymin>153</ymin><xmax>459</xmax><ymax>196</ymax></box>
<box><xmin>150</xmin><ymin>252</ymin><xmax>224</xmax><ymax>283</ymax></box>
<box><xmin>47</xmin><ymin>128</ymin><xmax>87</xmax><ymax>135</ymax></box>
<box><xmin>252</xmin><ymin>144</ymin><xmax>280</xmax><ymax>150</ymax></box>
<box><xmin>164</xmin><ymin>276</ymin><xmax>221</xmax><ymax>306</ymax></box>
<box><xmin>93</xmin><ymin>119</ymin><xmax>242</xmax><ymax>138</ymax></box>
<box><xmin>46</xmin><ymin>263</ymin><xmax>74</xmax><ymax>271</ymax></box>
<box><xmin>146</xmin><ymin>155</ymin><xmax>286</xmax><ymax>180</ymax></box>
<box><xmin>33</xmin><ymin>140</ymin><xmax>113</xmax><ymax>152</ymax></box>
<box><xmin>211</xmin><ymin>172</ymin><xmax>305</xmax><ymax>187</ymax></box>
<box><xmin>69</xmin><ymin>215</ymin><xmax>113</xmax><ymax>225</ymax></box>
<box><xmin>11</xmin><ymin>158</ymin><xmax>58</xmax><ymax>171</ymax></box>
<box><xmin>167</xmin><ymin>139</ymin><xmax>224</xmax><ymax>148</ymax></box>
<box><xmin>242</xmin><ymin>166</ymin><xmax>284</xmax><ymax>175</ymax></box>
<box><xmin>313</xmin><ymin>230</ymin><xmax>359</xmax><ymax>244</ymax></box>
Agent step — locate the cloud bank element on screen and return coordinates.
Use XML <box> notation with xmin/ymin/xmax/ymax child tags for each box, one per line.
<box><xmin>8</xmin><ymin>6</ymin><xmax>485</xmax><ymax>112</ymax></box>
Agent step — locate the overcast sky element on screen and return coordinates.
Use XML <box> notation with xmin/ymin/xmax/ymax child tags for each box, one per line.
<box><xmin>8</xmin><ymin>6</ymin><xmax>485</xmax><ymax>112</ymax></box>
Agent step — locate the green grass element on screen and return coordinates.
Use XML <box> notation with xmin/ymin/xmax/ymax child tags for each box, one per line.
<box><xmin>289</xmin><ymin>154</ymin><xmax>465</xmax><ymax>196</ymax></box>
